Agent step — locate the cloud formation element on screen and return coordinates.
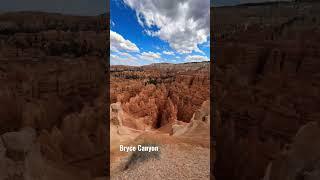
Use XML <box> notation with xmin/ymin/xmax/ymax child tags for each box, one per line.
<box><xmin>123</xmin><ymin>0</ymin><xmax>210</xmax><ymax>54</ymax></box>
<box><xmin>185</xmin><ymin>55</ymin><xmax>209</xmax><ymax>62</ymax></box>
<box><xmin>111</xmin><ymin>53</ymin><xmax>140</xmax><ymax>66</ymax></box>
<box><xmin>139</xmin><ymin>51</ymin><xmax>161</xmax><ymax>61</ymax></box>
<box><xmin>110</xmin><ymin>31</ymin><xmax>142</xmax><ymax>66</ymax></box>
<box><xmin>110</xmin><ymin>30</ymin><xmax>140</xmax><ymax>52</ymax></box>
<box><xmin>163</xmin><ymin>51</ymin><xmax>175</xmax><ymax>55</ymax></box>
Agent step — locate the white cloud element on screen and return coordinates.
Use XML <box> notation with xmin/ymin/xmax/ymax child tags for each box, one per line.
<box><xmin>110</xmin><ymin>30</ymin><xmax>139</xmax><ymax>52</ymax></box>
<box><xmin>123</xmin><ymin>0</ymin><xmax>210</xmax><ymax>54</ymax></box>
<box><xmin>110</xmin><ymin>53</ymin><xmax>141</xmax><ymax>66</ymax></box>
<box><xmin>110</xmin><ymin>20</ymin><xmax>115</xmax><ymax>27</ymax></box>
<box><xmin>139</xmin><ymin>51</ymin><xmax>161</xmax><ymax>61</ymax></box>
<box><xmin>163</xmin><ymin>51</ymin><xmax>175</xmax><ymax>55</ymax></box>
<box><xmin>185</xmin><ymin>55</ymin><xmax>209</xmax><ymax>62</ymax></box>
<box><xmin>145</xmin><ymin>29</ymin><xmax>155</xmax><ymax>36</ymax></box>
<box><xmin>118</xmin><ymin>52</ymin><xmax>130</xmax><ymax>57</ymax></box>
<box><xmin>117</xmin><ymin>52</ymin><xmax>138</xmax><ymax>60</ymax></box>
<box><xmin>202</xmin><ymin>39</ymin><xmax>210</xmax><ymax>48</ymax></box>
<box><xmin>195</xmin><ymin>48</ymin><xmax>205</xmax><ymax>55</ymax></box>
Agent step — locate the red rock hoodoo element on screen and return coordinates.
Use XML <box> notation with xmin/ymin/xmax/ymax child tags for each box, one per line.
<box><xmin>213</xmin><ymin>1</ymin><xmax>320</xmax><ymax>180</ymax></box>
<box><xmin>111</xmin><ymin>62</ymin><xmax>210</xmax><ymax>130</ymax></box>
<box><xmin>0</xmin><ymin>12</ymin><xmax>108</xmax><ymax>179</ymax></box>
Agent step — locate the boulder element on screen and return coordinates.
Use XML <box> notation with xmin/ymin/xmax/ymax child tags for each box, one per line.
<box><xmin>2</xmin><ymin>127</ymin><xmax>36</xmax><ymax>154</ymax></box>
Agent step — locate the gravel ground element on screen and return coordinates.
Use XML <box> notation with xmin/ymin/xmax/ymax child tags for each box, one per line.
<box><xmin>111</xmin><ymin>144</ymin><xmax>210</xmax><ymax>180</ymax></box>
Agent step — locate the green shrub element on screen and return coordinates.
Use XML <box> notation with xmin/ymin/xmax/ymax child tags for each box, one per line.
<box><xmin>124</xmin><ymin>143</ymin><xmax>160</xmax><ymax>170</ymax></box>
<box><xmin>145</xmin><ymin>78</ymin><xmax>157</xmax><ymax>85</ymax></box>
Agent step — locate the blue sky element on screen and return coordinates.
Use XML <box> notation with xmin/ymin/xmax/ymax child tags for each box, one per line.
<box><xmin>110</xmin><ymin>0</ymin><xmax>210</xmax><ymax>66</ymax></box>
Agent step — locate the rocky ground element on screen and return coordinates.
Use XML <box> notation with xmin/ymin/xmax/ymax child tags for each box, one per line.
<box><xmin>112</xmin><ymin>144</ymin><xmax>210</xmax><ymax>180</ymax></box>
<box><xmin>0</xmin><ymin>12</ymin><xmax>108</xmax><ymax>179</ymax></box>
<box><xmin>110</xmin><ymin>62</ymin><xmax>210</xmax><ymax>179</ymax></box>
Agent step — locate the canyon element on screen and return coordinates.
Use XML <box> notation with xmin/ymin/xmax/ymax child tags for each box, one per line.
<box><xmin>0</xmin><ymin>12</ymin><xmax>108</xmax><ymax>180</ymax></box>
<box><xmin>213</xmin><ymin>1</ymin><xmax>320</xmax><ymax>180</ymax></box>
<box><xmin>110</xmin><ymin>62</ymin><xmax>211</xmax><ymax>179</ymax></box>
<box><xmin>3</xmin><ymin>1</ymin><xmax>320</xmax><ymax>179</ymax></box>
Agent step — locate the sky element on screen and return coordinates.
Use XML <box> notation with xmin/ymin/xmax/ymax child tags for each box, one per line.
<box><xmin>0</xmin><ymin>0</ymin><xmax>107</xmax><ymax>16</ymax></box>
<box><xmin>110</xmin><ymin>0</ymin><xmax>210</xmax><ymax>66</ymax></box>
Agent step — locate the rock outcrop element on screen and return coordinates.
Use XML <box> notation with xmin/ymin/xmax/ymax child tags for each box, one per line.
<box><xmin>173</xmin><ymin>100</ymin><xmax>210</xmax><ymax>138</ymax></box>
<box><xmin>213</xmin><ymin>1</ymin><xmax>320</xmax><ymax>180</ymax></box>
<box><xmin>110</xmin><ymin>62</ymin><xmax>210</xmax><ymax>178</ymax></box>
<box><xmin>111</xmin><ymin>62</ymin><xmax>209</xmax><ymax>130</ymax></box>
<box><xmin>0</xmin><ymin>127</ymin><xmax>93</xmax><ymax>180</ymax></box>
<box><xmin>0</xmin><ymin>11</ymin><xmax>108</xmax><ymax>179</ymax></box>
<box><xmin>0</xmin><ymin>127</ymin><xmax>45</xmax><ymax>180</ymax></box>
<box><xmin>263</xmin><ymin>121</ymin><xmax>320</xmax><ymax>180</ymax></box>
<box><xmin>110</xmin><ymin>102</ymin><xmax>124</xmax><ymax>126</ymax></box>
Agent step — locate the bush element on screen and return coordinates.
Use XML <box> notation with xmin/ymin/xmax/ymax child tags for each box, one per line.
<box><xmin>124</xmin><ymin>143</ymin><xmax>160</xmax><ymax>170</ymax></box>
<box><xmin>145</xmin><ymin>78</ymin><xmax>157</xmax><ymax>85</ymax></box>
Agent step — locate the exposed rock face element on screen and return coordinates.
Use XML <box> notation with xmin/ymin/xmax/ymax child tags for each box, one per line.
<box><xmin>161</xmin><ymin>98</ymin><xmax>178</xmax><ymax>127</ymax></box>
<box><xmin>110</xmin><ymin>66</ymin><xmax>211</xmax><ymax>178</ymax></box>
<box><xmin>110</xmin><ymin>102</ymin><xmax>124</xmax><ymax>126</ymax></box>
<box><xmin>122</xmin><ymin>84</ymin><xmax>167</xmax><ymax>128</ymax></box>
<box><xmin>263</xmin><ymin>122</ymin><xmax>320</xmax><ymax>180</ymax></box>
<box><xmin>213</xmin><ymin>2</ymin><xmax>320</xmax><ymax>180</ymax></box>
<box><xmin>111</xmin><ymin>62</ymin><xmax>209</xmax><ymax>130</ymax></box>
<box><xmin>173</xmin><ymin>100</ymin><xmax>210</xmax><ymax>138</ymax></box>
<box><xmin>2</xmin><ymin>127</ymin><xmax>36</xmax><ymax>155</ymax></box>
<box><xmin>0</xmin><ymin>127</ymin><xmax>43</xmax><ymax>180</ymax></box>
<box><xmin>191</xmin><ymin>100</ymin><xmax>210</xmax><ymax>123</ymax></box>
<box><xmin>0</xmin><ymin>127</ymin><xmax>92</xmax><ymax>180</ymax></box>
<box><xmin>110</xmin><ymin>102</ymin><xmax>140</xmax><ymax>147</ymax></box>
<box><xmin>0</xmin><ymin>12</ymin><xmax>108</xmax><ymax>179</ymax></box>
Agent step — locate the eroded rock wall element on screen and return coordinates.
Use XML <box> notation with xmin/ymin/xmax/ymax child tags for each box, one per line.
<box><xmin>110</xmin><ymin>62</ymin><xmax>210</xmax><ymax>129</ymax></box>
<box><xmin>0</xmin><ymin>12</ymin><xmax>108</xmax><ymax>179</ymax></box>
<box><xmin>213</xmin><ymin>2</ymin><xmax>320</xmax><ymax>180</ymax></box>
